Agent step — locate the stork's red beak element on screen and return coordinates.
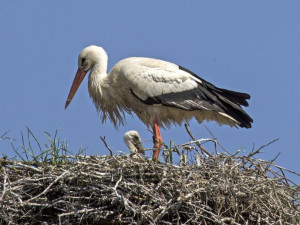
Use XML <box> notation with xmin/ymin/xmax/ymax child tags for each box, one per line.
<box><xmin>65</xmin><ymin>68</ymin><xmax>87</xmax><ymax>109</ymax></box>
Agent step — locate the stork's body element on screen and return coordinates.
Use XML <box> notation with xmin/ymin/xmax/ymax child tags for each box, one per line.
<box><xmin>65</xmin><ymin>45</ymin><xmax>253</xmax><ymax>160</ymax></box>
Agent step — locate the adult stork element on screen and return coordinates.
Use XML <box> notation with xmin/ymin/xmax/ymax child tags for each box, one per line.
<box><xmin>65</xmin><ymin>45</ymin><xmax>253</xmax><ymax>160</ymax></box>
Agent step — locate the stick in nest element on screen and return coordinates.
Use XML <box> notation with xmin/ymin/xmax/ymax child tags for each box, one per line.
<box><xmin>100</xmin><ymin>136</ymin><xmax>113</xmax><ymax>156</ymax></box>
<box><xmin>184</xmin><ymin>123</ymin><xmax>213</xmax><ymax>157</ymax></box>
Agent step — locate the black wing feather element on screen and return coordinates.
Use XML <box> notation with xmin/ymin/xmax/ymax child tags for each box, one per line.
<box><xmin>179</xmin><ymin>66</ymin><xmax>250</xmax><ymax>106</ymax></box>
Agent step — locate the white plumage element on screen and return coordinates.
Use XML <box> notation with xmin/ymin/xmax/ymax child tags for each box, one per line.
<box><xmin>117</xmin><ymin>57</ymin><xmax>200</xmax><ymax>99</ymax></box>
<box><xmin>123</xmin><ymin>130</ymin><xmax>144</xmax><ymax>155</ymax></box>
<box><xmin>65</xmin><ymin>45</ymin><xmax>253</xmax><ymax>160</ymax></box>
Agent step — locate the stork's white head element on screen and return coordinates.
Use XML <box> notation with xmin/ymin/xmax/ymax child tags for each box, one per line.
<box><xmin>65</xmin><ymin>45</ymin><xmax>108</xmax><ymax>109</ymax></box>
<box><xmin>78</xmin><ymin>45</ymin><xmax>108</xmax><ymax>72</ymax></box>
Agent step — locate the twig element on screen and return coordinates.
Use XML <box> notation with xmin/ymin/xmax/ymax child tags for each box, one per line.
<box><xmin>256</xmin><ymin>158</ymin><xmax>300</xmax><ymax>177</ymax></box>
<box><xmin>176</xmin><ymin>138</ymin><xmax>213</xmax><ymax>147</ymax></box>
<box><xmin>248</xmin><ymin>138</ymin><xmax>279</xmax><ymax>158</ymax></box>
<box><xmin>184</xmin><ymin>124</ymin><xmax>213</xmax><ymax>157</ymax></box>
<box><xmin>100</xmin><ymin>136</ymin><xmax>113</xmax><ymax>156</ymax></box>
<box><xmin>0</xmin><ymin>167</ymin><xmax>7</xmax><ymax>201</ymax></box>
<box><xmin>27</xmin><ymin>170</ymin><xmax>69</xmax><ymax>202</ymax></box>
<box><xmin>0</xmin><ymin>130</ymin><xmax>15</xmax><ymax>142</ymax></box>
<box><xmin>203</xmin><ymin>124</ymin><xmax>230</xmax><ymax>154</ymax></box>
<box><xmin>16</xmin><ymin>162</ymin><xmax>42</xmax><ymax>173</ymax></box>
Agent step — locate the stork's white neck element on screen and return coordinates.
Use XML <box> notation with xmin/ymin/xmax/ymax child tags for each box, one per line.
<box><xmin>88</xmin><ymin>62</ymin><xmax>109</xmax><ymax>105</ymax></box>
<box><xmin>90</xmin><ymin>63</ymin><xmax>107</xmax><ymax>79</ymax></box>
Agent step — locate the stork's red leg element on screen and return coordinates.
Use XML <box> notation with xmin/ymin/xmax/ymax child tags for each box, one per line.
<box><xmin>153</xmin><ymin>116</ymin><xmax>162</xmax><ymax>160</ymax></box>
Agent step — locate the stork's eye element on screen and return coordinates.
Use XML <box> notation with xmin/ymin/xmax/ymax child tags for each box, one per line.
<box><xmin>81</xmin><ymin>57</ymin><xmax>87</xmax><ymax>65</ymax></box>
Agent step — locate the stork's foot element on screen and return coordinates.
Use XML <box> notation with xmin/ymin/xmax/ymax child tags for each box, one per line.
<box><xmin>152</xmin><ymin>133</ymin><xmax>162</xmax><ymax>160</ymax></box>
<box><xmin>152</xmin><ymin>116</ymin><xmax>162</xmax><ymax>161</ymax></box>
<box><xmin>152</xmin><ymin>141</ymin><xmax>161</xmax><ymax>161</ymax></box>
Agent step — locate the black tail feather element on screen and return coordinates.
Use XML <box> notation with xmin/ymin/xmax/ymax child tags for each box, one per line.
<box><xmin>176</xmin><ymin>65</ymin><xmax>253</xmax><ymax>128</ymax></box>
<box><xmin>213</xmin><ymin>88</ymin><xmax>253</xmax><ymax>128</ymax></box>
<box><xmin>218</xmin><ymin>88</ymin><xmax>250</xmax><ymax>107</ymax></box>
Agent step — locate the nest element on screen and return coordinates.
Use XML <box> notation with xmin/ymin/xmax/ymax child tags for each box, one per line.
<box><xmin>0</xmin><ymin>138</ymin><xmax>299</xmax><ymax>224</ymax></box>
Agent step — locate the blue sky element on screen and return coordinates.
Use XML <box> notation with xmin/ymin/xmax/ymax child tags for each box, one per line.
<box><xmin>1</xmin><ymin>1</ymin><xmax>299</xmax><ymax>183</ymax></box>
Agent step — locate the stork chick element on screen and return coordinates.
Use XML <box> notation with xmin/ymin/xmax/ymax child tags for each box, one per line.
<box><xmin>123</xmin><ymin>130</ymin><xmax>144</xmax><ymax>155</ymax></box>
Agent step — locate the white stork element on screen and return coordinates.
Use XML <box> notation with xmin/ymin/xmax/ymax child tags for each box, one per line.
<box><xmin>123</xmin><ymin>130</ymin><xmax>144</xmax><ymax>155</ymax></box>
<box><xmin>65</xmin><ymin>45</ymin><xmax>253</xmax><ymax>160</ymax></box>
